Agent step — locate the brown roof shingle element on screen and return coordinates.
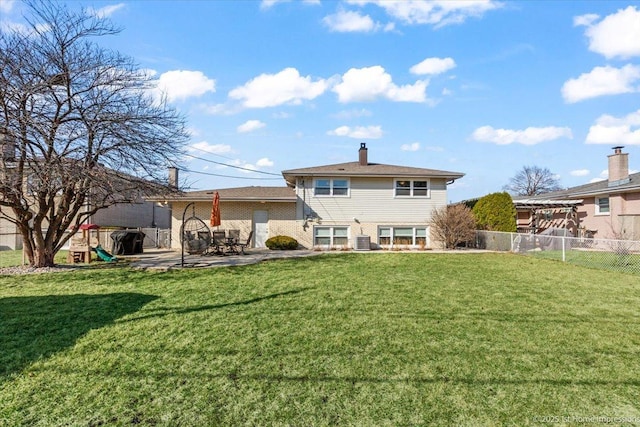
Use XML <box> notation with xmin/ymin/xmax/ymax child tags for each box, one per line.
<box><xmin>155</xmin><ymin>186</ymin><xmax>296</xmax><ymax>202</ymax></box>
<box><xmin>282</xmin><ymin>161</ymin><xmax>464</xmax><ymax>186</ymax></box>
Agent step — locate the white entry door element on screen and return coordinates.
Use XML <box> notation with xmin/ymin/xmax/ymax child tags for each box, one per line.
<box><xmin>253</xmin><ymin>210</ymin><xmax>269</xmax><ymax>248</ymax></box>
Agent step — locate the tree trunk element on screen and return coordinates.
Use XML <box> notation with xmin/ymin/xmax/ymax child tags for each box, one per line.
<box><xmin>19</xmin><ymin>226</ymin><xmax>57</xmax><ymax>267</ymax></box>
<box><xmin>32</xmin><ymin>246</ymin><xmax>56</xmax><ymax>267</ymax></box>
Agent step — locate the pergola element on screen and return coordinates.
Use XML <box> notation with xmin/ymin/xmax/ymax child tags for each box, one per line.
<box><xmin>513</xmin><ymin>199</ymin><xmax>584</xmax><ymax>234</ymax></box>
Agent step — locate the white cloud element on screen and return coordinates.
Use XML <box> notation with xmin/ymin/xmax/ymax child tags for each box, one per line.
<box><xmin>188</xmin><ymin>141</ymin><xmax>232</xmax><ymax>155</ymax></box>
<box><xmin>333</xmin><ymin>65</ymin><xmax>428</xmax><ymax>103</ymax></box>
<box><xmin>256</xmin><ymin>158</ymin><xmax>274</xmax><ymax>167</ymax></box>
<box><xmin>589</xmin><ymin>169</ymin><xmax>609</xmax><ymax>183</ymax></box>
<box><xmin>471</xmin><ymin>125</ymin><xmax>573</xmax><ymax>145</ymax></box>
<box><xmin>229</xmin><ymin>68</ymin><xmax>329</xmax><ymax>108</ymax></box>
<box><xmin>347</xmin><ymin>0</ymin><xmax>502</xmax><ymax>28</ymax></box>
<box><xmin>237</xmin><ymin>120</ymin><xmax>266</xmax><ymax>133</ymax></box>
<box><xmin>561</xmin><ymin>65</ymin><xmax>640</xmax><ymax>103</ymax></box>
<box><xmin>573</xmin><ymin>13</ymin><xmax>599</xmax><ymax>27</ymax></box>
<box><xmin>580</xmin><ymin>6</ymin><xmax>640</xmax><ymax>59</ymax></box>
<box><xmin>261</xmin><ymin>0</ymin><xmax>319</xmax><ymax>8</ymax></box>
<box><xmin>260</xmin><ymin>0</ymin><xmax>287</xmax><ymax>9</ymax></box>
<box><xmin>272</xmin><ymin>111</ymin><xmax>292</xmax><ymax>119</ymax></box>
<box><xmin>327</xmin><ymin>125</ymin><xmax>383</xmax><ymax>139</ymax></box>
<box><xmin>585</xmin><ymin>109</ymin><xmax>640</xmax><ymax>145</ymax></box>
<box><xmin>236</xmin><ymin>120</ymin><xmax>266</xmax><ymax>133</ymax></box>
<box><xmin>154</xmin><ymin>70</ymin><xmax>216</xmax><ymax>103</ymax></box>
<box><xmin>87</xmin><ymin>3</ymin><xmax>125</xmax><ymax>18</ymax></box>
<box><xmin>570</xmin><ymin>169</ymin><xmax>590</xmax><ymax>177</ymax></box>
<box><xmin>332</xmin><ymin>108</ymin><xmax>373</xmax><ymax>119</ymax></box>
<box><xmin>410</xmin><ymin>57</ymin><xmax>456</xmax><ymax>75</ymax></box>
<box><xmin>322</xmin><ymin>10</ymin><xmax>380</xmax><ymax>32</ymax></box>
<box><xmin>401</xmin><ymin>142</ymin><xmax>420</xmax><ymax>151</ymax></box>
<box><xmin>0</xmin><ymin>0</ymin><xmax>15</xmax><ymax>13</ymax></box>
<box><xmin>0</xmin><ymin>20</ymin><xmax>50</xmax><ymax>35</ymax></box>
<box><xmin>589</xmin><ymin>177</ymin><xmax>607</xmax><ymax>183</ymax></box>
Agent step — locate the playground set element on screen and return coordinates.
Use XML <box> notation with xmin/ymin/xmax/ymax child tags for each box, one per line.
<box><xmin>67</xmin><ymin>223</ymin><xmax>117</xmax><ymax>264</ymax></box>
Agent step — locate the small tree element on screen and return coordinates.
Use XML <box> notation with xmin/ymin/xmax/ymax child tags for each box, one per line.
<box><xmin>430</xmin><ymin>204</ymin><xmax>477</xmax><ymax>249</ymax></box>
<box><xmin>0</xmin><ymin>1</ymin><xmax>188</xmax><ymax>267</ymax></box>
<box><xmin>504</xmin><ymin>165</ymin><xmax>562</xmax><ymax>196</ymax></box>
<box><xmin>473</xmin><ymin>192</ymin><xmax>517</xmax><ymax>232</ymax></box>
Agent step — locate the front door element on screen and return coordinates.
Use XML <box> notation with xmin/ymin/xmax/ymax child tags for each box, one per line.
<box><xmin>253</xmin><ymin>210</ymin><xmax>269</xmax><ymax>248</ymax></box>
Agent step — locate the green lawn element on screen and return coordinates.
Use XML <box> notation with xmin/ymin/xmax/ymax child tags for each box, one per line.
<box><xmin>1</xmin><ymin>253</ymin><xmax>639</xmax><ymax>426</ymax></box>
<box><xmin>529</xmin><ymin>249</ymin><xmax>640</xmax><ymax>275</ymax></box>
<box><xmin>0</xmin><ymin>250</ymin><xmax>70</xmax><ymax>268</ymax></box>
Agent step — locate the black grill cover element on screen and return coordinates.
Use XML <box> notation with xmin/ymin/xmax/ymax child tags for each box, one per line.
<box><xmin>110</xmin><ymin>230</ymin><xmax>145</xmax><ymax>255</ymax></box>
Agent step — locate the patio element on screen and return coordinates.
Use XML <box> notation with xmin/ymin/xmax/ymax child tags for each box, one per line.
<box><xmin>124</xmin><ymin>248</ymin><xmax>322</xmax><ymax>271</ymax></box>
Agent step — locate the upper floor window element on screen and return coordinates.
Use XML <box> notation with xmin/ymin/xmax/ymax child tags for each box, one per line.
<box><xmin>314</xmin><ymin>178</ymin><xmax>349</xmax><ymax>197</ymax></box>
<box><xmin>394</xmin><ymin>179</ymin><xmax>429</xmax><ymax>197</ymax></box>
<box><xmin>595</xmin><ymin>196</ymin><xmax>610</xmax><ymax>215</ymax></box>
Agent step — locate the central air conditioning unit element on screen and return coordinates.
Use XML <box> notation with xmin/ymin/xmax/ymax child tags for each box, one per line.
<box><xmin>354</xmin><ymin>235</ymin><xmax>371</xmax><ymax>251</ymax></box>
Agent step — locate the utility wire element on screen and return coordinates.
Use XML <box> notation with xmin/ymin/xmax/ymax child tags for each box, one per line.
<box><xmin>183</xmin><ymin>152</ymin><xmax>281</xmax><ymax>176</ymax></box>
<box><xmin>180</xmin><ymin>167</ymin><xmax>282</xmax><ymax>180</ymax></box>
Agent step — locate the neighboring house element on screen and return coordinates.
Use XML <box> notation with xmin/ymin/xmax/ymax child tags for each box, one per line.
<box><xmin>0</xmin><ymin>140</ymin><xmax>172</xmax><ymax>250</ymax></box>
<box><xmin>0</xmin><ymin>199</ymin><xmax>170</xmax><ymax>251</ymax></box>
<box><xmin>157</xmin><ymin>143</ymin><xmax>464</xmax><ymax>250</ymax></box>
<box><xmin>514</xmin><ymin>147</ymin><xmax>640</xmax><ymax>239</ymax></box>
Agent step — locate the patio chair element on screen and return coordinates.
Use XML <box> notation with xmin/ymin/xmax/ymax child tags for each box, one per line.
<box><xmin>228</xmin><ymin>229</ymin><xmax>240</xmax><ymax>242</ymax></box>
<box><xmin>237</xmin><ymin>231</ymin><xmax>254</xmax><ymax>255</ymax></box>
<box><xmin>221</xmin><ymin>229</ymin><xmax>240</xmax><ymax>254</ymax></box>
<box><xmin>210</xmin><ymin>231</ymin><xmax>227</xmax><ymax>255</ymax></box>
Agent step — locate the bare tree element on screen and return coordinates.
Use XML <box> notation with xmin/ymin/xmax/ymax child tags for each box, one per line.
<box><xmin>0</xmin><ymin>1</ymin><xmax>188</xmax><ymax>267</ymax></box>
<box><xmin>503</xmin><ymin>165</ymin><xmax>562</xmax><ymax>196</ymax></box>
<box><xmin>430</xmin><ymin>204</ymin><xmax>477</xmax><ymax>249</ymax></box>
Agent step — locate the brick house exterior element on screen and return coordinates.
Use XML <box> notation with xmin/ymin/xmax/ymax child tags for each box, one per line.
<box><xmin>514</xmin><ymin>147</ymin><xmax>640</xmax><ymax>239</ymax></box>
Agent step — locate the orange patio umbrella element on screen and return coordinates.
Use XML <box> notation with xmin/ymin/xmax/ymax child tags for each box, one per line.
<box><xmin>210</xmin><ymin>191</ymin><xmax>221</xmax><ymax>228</ymax></box>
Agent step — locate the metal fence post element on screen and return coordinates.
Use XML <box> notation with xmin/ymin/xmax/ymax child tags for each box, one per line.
<box><xmin>562</xmin><ymin>236</ymin><xmax>566</xmax><ymax>262</ymax></box>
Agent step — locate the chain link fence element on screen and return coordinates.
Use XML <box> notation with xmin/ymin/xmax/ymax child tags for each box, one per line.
<box><xmin>475</xmin><ymin>230</ymin><xmax>640</xmax><ymax>275</ymax></box>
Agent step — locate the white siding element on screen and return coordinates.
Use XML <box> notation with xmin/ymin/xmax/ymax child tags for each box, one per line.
<box><xmin>297</xmin><ymin>176</ymin><xmax>448</xmax><ymax>224</ymax></box>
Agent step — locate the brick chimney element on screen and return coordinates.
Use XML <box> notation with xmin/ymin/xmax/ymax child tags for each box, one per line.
<box><xmin>168</xmin><ymin>166</ymin><xmax>179</xmax><ymax>189</ymax></box>
<box><xmin>608</xmin><ymin>146</ymin><xmax>629</xmax><ymax>186</ymax></box>
<box><xmin>358</xmin><ymin>143</ymin><xmax>368</xmax><ymax>166</ymax></box>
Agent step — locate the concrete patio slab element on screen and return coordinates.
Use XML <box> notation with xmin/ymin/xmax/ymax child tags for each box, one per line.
<box><xmin>125</xmin><ymin>248</ymin><xmax>323</xmax><ymax>271</ymax></box>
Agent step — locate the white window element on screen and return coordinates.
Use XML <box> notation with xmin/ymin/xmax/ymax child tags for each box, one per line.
<box><xmin>378</xmin><ymin>226</ymin><xmax>428</xmax><ymax>247</ymax></box>
<box><xmin>314</xmin><ymin>226</ymin><xmax>349</xmax><ymax>247</ymax></box>
<box><xmin>394</xmin><ymin>179</ymin><xmax>430</xmax><ymax>197</ymax></box>
<box><xmin>314</xmin><ymin>178</ymin><xmax>349</xmax><ymax>197</ymax></box>
<box><xmin>595</xmin><ymin>196</ymin><xmax>610</xmax><ymax>215</ymax></box>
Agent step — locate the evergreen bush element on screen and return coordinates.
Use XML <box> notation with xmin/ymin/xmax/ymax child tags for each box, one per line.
<box><xmin>265</xmin><ymin>235</ymin><xmax>299</xmax><ymax>250</ymax></box>
<box><xmin>472</xmin><ymin>192</ymin><xmax>517</xmax><ymax>232</ymax></box>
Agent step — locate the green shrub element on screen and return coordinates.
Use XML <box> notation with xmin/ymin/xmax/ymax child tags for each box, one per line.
<box><xmin>472</xmin><ymin>191</ymin><xmax>517</xmax><ymax>232</ymax></box>
<box><xmin>265</xmin><ymin>235</ymin><xmax>299</xmax><ymax>250</ymax></box>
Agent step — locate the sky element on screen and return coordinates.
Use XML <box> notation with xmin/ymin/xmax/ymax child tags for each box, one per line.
<box><xmin>1</xmin><ymin>0</ymin><xmax>640</xmax><ymax>202</ymax></box>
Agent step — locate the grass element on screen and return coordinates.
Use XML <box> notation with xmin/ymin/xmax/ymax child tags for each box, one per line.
<box><xmin>529</xmin><ymin>249</ymin><xmax>640</xmax><ymax>275</ymax></box>
<box><xmin>1</xmin><ymin>253</ymin><xmax>640</xmax><ymax>426</ymax></box>
<box><xmin>0</xmin><ymin>250</ymin><xmax>70</xmax><ymax>268</ymax></box>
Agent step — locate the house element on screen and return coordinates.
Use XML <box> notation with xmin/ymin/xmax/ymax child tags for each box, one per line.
<box><xmin>0</xmin><ymin>196</ymin><xmax>170</xmax><ymax>251</ymax></box>
<box><xmin>514</xmin><ymin>147</ymin><xmax>640</xmax><ymax>239</ymax></box>
<box><xmin>0</xmin><ymin>137</ymin><xmax>171</xmax><ymax>250</ymax></box>
<box><xmin>158</xmin><ymin>143</ymin><xmax>464</xmax><ymax>250</ymax></box>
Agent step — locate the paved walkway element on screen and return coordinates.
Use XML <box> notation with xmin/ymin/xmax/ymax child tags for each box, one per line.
<box><xmin>126</xmin><ymin>248</ymin><xmax>323</xmax><ymax>271</ymax></box>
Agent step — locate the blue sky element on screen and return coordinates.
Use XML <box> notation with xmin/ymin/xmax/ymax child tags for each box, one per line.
<box><xmin>2</xmin><ymin>0</ymin><xmax>640</xmax><ymax>202</ymax></box>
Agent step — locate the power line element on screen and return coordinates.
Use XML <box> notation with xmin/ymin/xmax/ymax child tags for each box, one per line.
<box><xmin>183</xmin><ymin>152</ymin><xmax>281</xmax><ymax>176</ymax></box>
<box><xmin>180</xmin><ymin>167</ymin><xmax>282</xmax><ymax>180</ymax></box>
